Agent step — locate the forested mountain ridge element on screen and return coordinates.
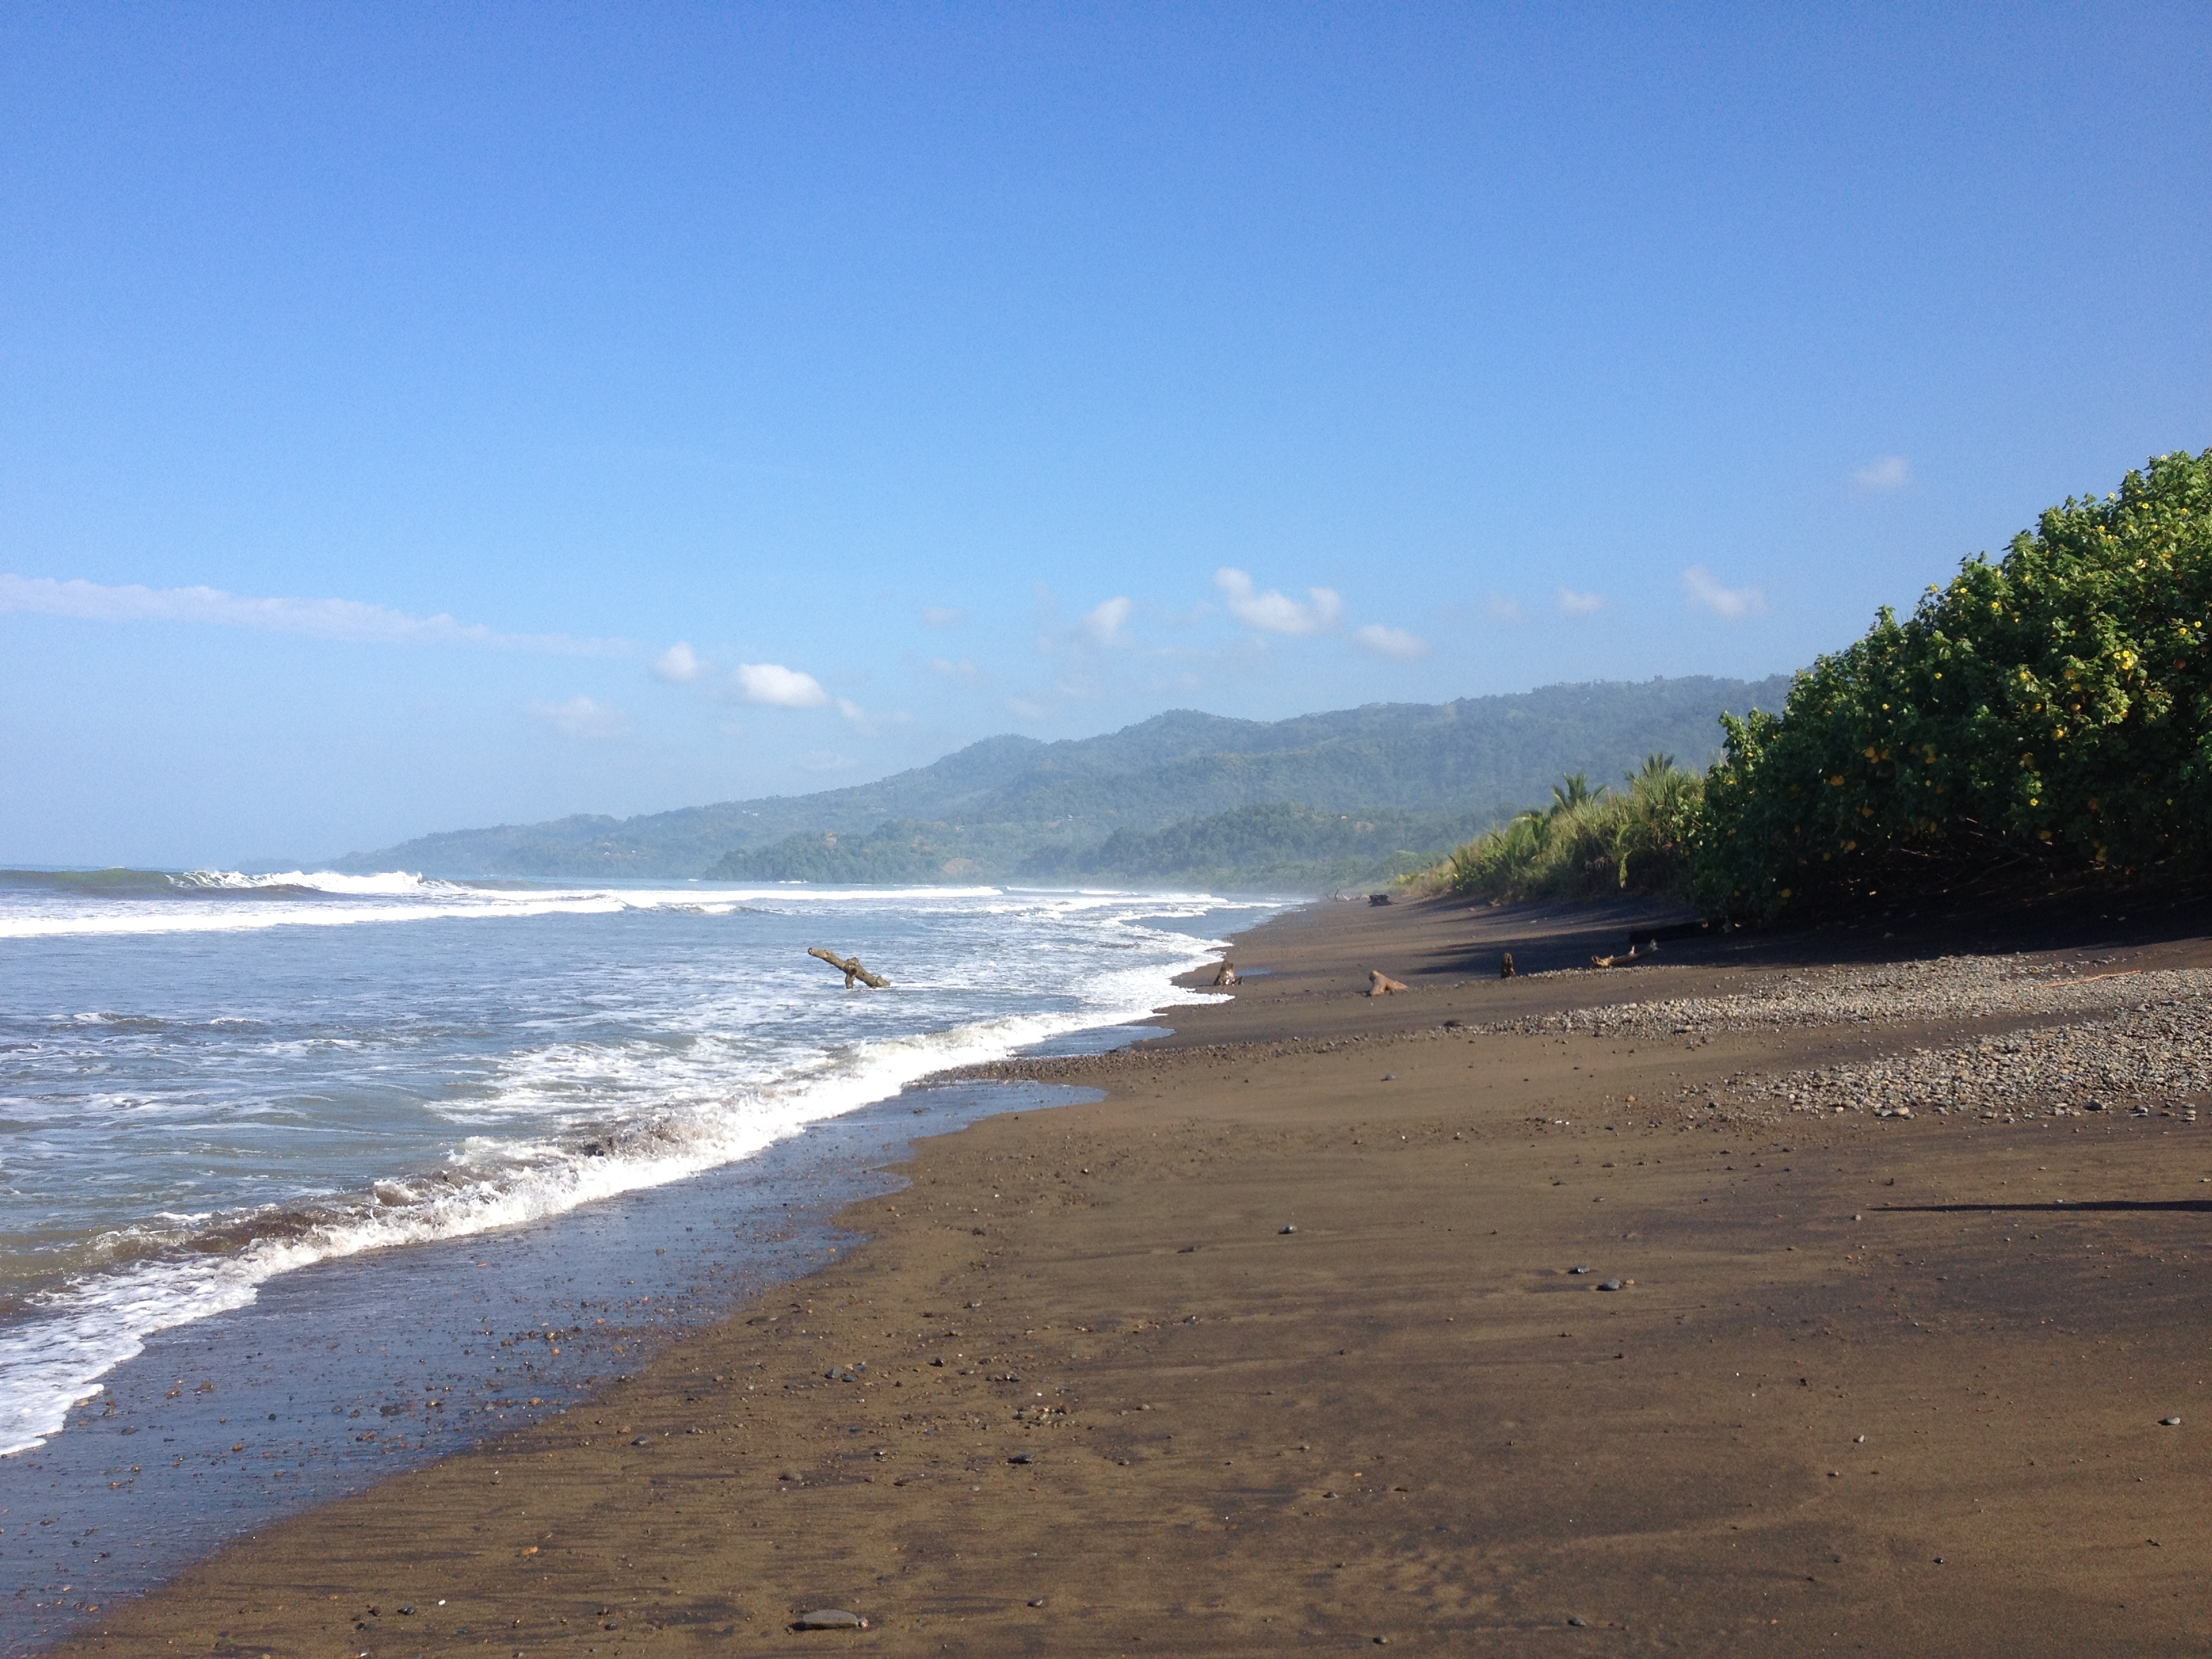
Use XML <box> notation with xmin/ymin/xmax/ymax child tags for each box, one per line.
<box><xmin>336</xmin><ymin>674</ymin><xmax>1790</xmax><ymax>885</ymax></box>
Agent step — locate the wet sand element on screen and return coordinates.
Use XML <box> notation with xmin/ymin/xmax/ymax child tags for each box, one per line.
<box><xmin>0</xmin><ymin>1078</ymin><xmax>1089</xmax><ymax>1656</ymax></box>
<box><xmin>45</xmin><ymin>895</ymin><xmax>2212</xmax><ymax>1656</ymax></box>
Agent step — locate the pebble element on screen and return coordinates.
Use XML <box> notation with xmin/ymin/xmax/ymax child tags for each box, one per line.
<box><xmin>1027</xmin><ymin>1598</ymin><xmax>1048</xmax><ymax>1607</ymax></box>
<box><xmin>1567</xmin><ymin>1615</ymin><xmax>1589</xmax><ymax>1626</ymax></box>
<box><xmin>2161</xmin><ymin>1416</ymin><xmax>2183</xmax><ymax>1427</ymax></box>
<box><xmin>1280</xmin><ymin>1225</ymin><xmax>1297</xmax><ymax>1234</ymax></box>
<box><xmin>1010</xmin><ymin>1452</ymin><xmax>1037</xmax><ymax>1465</ymax></box>
<box><xmin>1597</xmin><ymin>1279</ymin><xmax>1623</xmax><ymax>1292</ymax></box>
<box><xmin>946</xmin><ymin>961</ymin><xmax>2207</xmax><ymax>1128</ymax></box>
<box><xmin>1569</xmin><ymin>1265</ymin><xmax>1591</xmax><ymax>1275</ymax></box>
<box><xmin>1473</xmin><ymin>956</ymin><xmax>2212</xmax><ymax>1122</ymax></box>
<box><xmin>1504</xmin><ymin>957</ymin><xmax>2207</xmax><ymax>1040</ymax></box>
<box><xmin>1736</xmin><ymin>996</ymin><xmax>2212</xmax><ymax>1119</ymax></box>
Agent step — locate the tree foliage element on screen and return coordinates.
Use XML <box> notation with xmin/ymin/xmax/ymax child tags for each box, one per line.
<box><xmin>1692</xmin><ymin>450</ymin><xmax>2212</xmax><ymax>920</ymax></box>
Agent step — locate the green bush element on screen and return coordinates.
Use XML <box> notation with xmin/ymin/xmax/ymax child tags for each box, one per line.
<box><xmin>1692</xmin><ymin>449</ymin><xmax>2212</xmax><ymax>920</ymax></box>
<box><xmin>1422</xmin><ymin>756</ymin><xmax>1706</xmax><ymax>901</ymax></box>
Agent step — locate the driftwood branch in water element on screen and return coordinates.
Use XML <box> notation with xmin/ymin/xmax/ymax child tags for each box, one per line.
<box><xmin>809</xmin><ymin>946</ymin><xmax>891</xmax><ymax>989</ymax></box>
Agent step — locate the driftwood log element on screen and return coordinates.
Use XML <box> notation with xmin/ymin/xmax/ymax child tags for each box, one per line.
<box><xmin>1211</xmin><ymin>961</ymin><xmax>1240</xmax><ymax>987</ymax></box>
<box><xmin>809</xmin><ymin>947</ymin><xmax>891</xmax><ymax>989</ymax></box>
<box><xmin>1499</xmin><ymin>951</ymin><xmax>1516</xmax><ymax>979</ymax></box>
<box><xmin>1368</xmin><ymin>969</ymin><xmax>1408</xmax><ymax>996</ymax></box>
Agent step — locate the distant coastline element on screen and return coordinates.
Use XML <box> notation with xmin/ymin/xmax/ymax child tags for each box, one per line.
<box><xmin>336</xmin><ymin>674</ymin><xmax>1790</xmax><ymax>889</ymax></box>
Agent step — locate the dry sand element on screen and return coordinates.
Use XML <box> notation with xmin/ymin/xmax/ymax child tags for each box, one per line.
<box><xmin>49</xmin><ymin>896</ymin><xmax>2212</xmax><ymax>1656</ymax></box>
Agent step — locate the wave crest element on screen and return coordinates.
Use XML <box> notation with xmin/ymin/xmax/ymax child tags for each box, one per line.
<box><xmin>169</xmin><ymin>868</ymin><xmax>454</xmax><ymax>897</ymax></box>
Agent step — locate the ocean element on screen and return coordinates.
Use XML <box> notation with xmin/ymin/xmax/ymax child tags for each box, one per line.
<box><xmin>0</xmin><ymin>869</ymin><xmax>1274</xmax><ymax>1650</ymax></box>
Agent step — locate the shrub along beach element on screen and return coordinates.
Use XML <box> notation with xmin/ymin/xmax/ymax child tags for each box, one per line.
<box><xmin>1418</xmin><ymin>451</ymin><xmax>2212</xmax><ymax>922</ymax></box>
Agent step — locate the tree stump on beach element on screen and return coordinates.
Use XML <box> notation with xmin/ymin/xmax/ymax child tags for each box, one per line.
<box><xmin>1499</xmin><ymin>951</ymin><xmax>1516</xmax><ymax>979</ymax></box>
<box><xmin>809</xmin><ymin>947</ymin><xmax>891</xmax><ymax>989</ymax></box>
<box><xmin>1211</xmin><ymin>961</ymin><xmax>1240</xmax><ymax>987</ymax></box>
<box><xmin>1368</xmin><ymin>969</ymin><xmax>1408</xmax><ymax>996</ymax></box>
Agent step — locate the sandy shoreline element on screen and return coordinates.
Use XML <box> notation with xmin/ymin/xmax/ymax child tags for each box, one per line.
<box><xmin>41</xmin><ymin>894</ymin><xmax>2212</xmax><ymax>1656</ymax></box>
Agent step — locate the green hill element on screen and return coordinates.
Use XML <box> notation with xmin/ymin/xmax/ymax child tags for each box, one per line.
<box><xmin>337</xmin><ymin>674</ymin><xmax>1790</xmax><ymax>888</ymax></box>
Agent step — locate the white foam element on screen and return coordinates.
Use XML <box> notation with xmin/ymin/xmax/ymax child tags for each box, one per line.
<box><xmin>0</xmin><ymin>875</ymin><xmax>1008</xmax><ymax>939</ymax></box>
<box><xmin>0</xmin><ymin>894</ymin><xmax>1259</xmax><ymax>1455</ymax></box>
<box><xmin>172</xmin><ymin>868</ymin><xmax>460</xmax><ymax>895</ymax></box>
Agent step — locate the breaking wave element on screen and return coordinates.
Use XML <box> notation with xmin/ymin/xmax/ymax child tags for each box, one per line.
<box><xmin>0</xmin><ymin>867</ymin><xmax>1000</xmax><ymax>940</ymax></box>
<box><xmin>0</xmin><ymin>882</ymin><xmax>1265</xmax><ymax>1455</ymax></box>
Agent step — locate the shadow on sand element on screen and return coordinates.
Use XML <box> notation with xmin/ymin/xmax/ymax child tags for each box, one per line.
<box><xmin>1879</xmin><ymin>1200</ymin><xmax>2212</xmax><ymax>1215</ymax></box>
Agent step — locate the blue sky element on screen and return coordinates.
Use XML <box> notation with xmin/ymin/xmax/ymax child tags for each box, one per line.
<box><xmin>3</xmin><ymin>3</ymin><xmax>2207</xmax><ymax>866</ymax></box>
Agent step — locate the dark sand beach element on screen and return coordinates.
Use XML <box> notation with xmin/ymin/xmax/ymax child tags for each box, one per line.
<box><xmin>47</xmin><ymin>895</ymin><xmax>2212</xmax><ymax>1656</ymax></box>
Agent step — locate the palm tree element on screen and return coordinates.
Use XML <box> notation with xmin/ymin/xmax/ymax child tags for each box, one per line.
<box><xmin>1550</xmin><ymin>773</ymin><xmax>1606</xmax><ymax>815</ymax></box>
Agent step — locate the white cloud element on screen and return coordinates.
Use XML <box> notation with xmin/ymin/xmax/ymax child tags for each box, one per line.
<box><xmin>0</xmin><ymin>573</ymin><xmax>622</xmax><ymax>654</ymax></box>
<box><xmin>1851</xmin><ymin>454</ymin><xmax>1912</xmax><ymax>494</ymax></box>
<box><xmin>836</xmin><ymin>697</ymin><xmax>868</xmax><ymax>724</ymax></box>
<box><xmin>734</xmin><ymin>662</ymin><xmax>832</xmax><ymax>708</ymax></box>
<box><xmin>1680</xmin><ymin>565</ymin><xmax>1769</xmax><ymax>620</ymax></box>
<box><xmin>1353</xmin><ymin>621</ymin><xmax>1431</xmax><ymax>660</ymax></box>
<box><xmin>927</xmin><ymin>656</ymin><xmax>981</xmax><ymax>683</ymax></box>
<box><xmin>1083</xmin><ymin>596</ymin><xmax>1134</xmax><ymax>646</ymax></box>
<box><xmin>1486</xmin><ymin>592</ymin><xmax>1529</xmax><ymax>624</ymax></box>
<box><xmin>525</xmin><ymin>696</ymin><xmax>630</xmax><ymax>740</ymax></box>
<box><xmin>1214</xmin><ymin>568</ymin><xmax>1343</xmax><ymax>636</ymax></box>
<box><xmin>651</xmin><ymin>641</ymin><xmax>707</xmax><ymax>683</ymax></box>
<box><xmin>1555</xmin><ymin>587</ymin><xmax>1606</xmax><ymax>617</ymax></box>
<box><xmin>921</xmin><ymin>605</ymin><xmax>966</xmax><ymax>628</ymax></box>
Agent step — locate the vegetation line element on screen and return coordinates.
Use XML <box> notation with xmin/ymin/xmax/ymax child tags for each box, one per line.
<box><xmin>1416</xmin><ymin>448</ymin><xmax>2212</xmax><ymax>922</ymax></box>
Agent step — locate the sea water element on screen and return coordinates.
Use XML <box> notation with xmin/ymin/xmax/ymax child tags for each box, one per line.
<box><xmin>0</xmin><ymin>869</ymin><xmax>1273</xmax><ymax>1647</ymax></box>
